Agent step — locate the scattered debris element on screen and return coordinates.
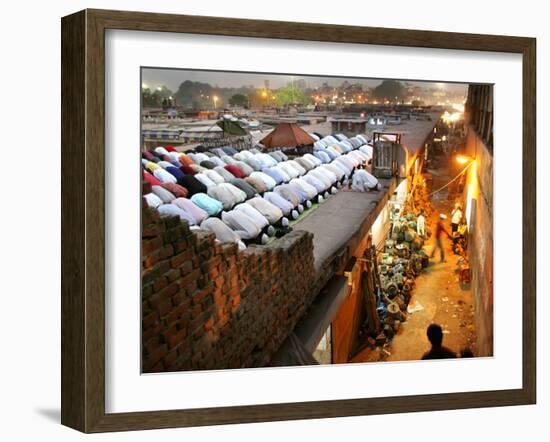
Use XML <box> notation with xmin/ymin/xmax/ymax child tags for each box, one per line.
<box><xmin>407</xmin><ymin>301</ymin><xmax>425</xmax><ymax>314</ymax></box>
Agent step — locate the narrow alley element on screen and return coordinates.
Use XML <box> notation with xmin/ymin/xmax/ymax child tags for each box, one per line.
<box><xmin>384</xmin><ymin>196</ymin><xmax>476</xmax><ymax>361</ymax></box>
<box><xmin>353</xmin><ymin>172</ymin><xmax>477</xmax><ymax>363</ymax></box>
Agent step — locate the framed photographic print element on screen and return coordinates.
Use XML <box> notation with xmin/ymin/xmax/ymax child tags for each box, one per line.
<box><xmin>61</xmin><ymin>9</ymin><xmax>536</xmax><ymax>433</ymax></box>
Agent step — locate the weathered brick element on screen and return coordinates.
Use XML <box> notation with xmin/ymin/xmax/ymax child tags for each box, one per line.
<box><xmin>192</xmin><ymin>286</ymin><xmax>212</xmax><ymax>305</ymax></box>
<box><xmin>143</xmin><ymin>335</ymin><xmax>161</xmax><ymax>355</ymax></box>
<box><xmin>153</xmin><ymin>275</ymin><xmax>168</xmax><ymax>293</ymax></box>
<box><xmin>204</xmin><ymin>317</ymin><xmax>215</xmax><ymax>332</ymax></box>
<box><xmin>165</xmin><ymin>268</ymin><xmax>181</xmax><ymax>283</ymax></box>
<box><xmin>141</xmin><ymin>260</ymin><xmax>170</xmax><ymax>285</ymax></box>
<box><xmin>159</xmin><ymin>244</ymin><xmax>174</xmax><ymax>260</ymax></box>
<box><xmin>166</xmin><ymin>328</ymin><xmax>188</xmax><ymax>349</ymax></box>
<box><xmin>180</xmin><ymin>260</ymin><xmax>193</xmax><ymax>275</ymax></box>
<box><xmin>158</xmin><ymin>298</ymin><xmax>172</xmax><ymax>317</ymax></box>
<box><xmin>143</xmin><ymin>344</ymin><xmax>167</xmax><ymax>371</ymax></box>
<box><xmin>142</xmin><ymin>322</ymin><xmax>163</xmax><ymax>343</ymax></box>
<box><xmin>149</xmin><ymin>282</ymin><xmax>178</xmax><ymax>310</ymax></box>
<box><xmin>142</xmin><ymin>282</ymin><xmax>154</xmax><ymax>299</ymax></box>
<box><xmin>166</xmin><ymin>301</ymin><xmax>191</xmax><ymax>325</ymax></box>
<box><xmin>163</xmin><ymin>349</ymin><xmax>178</xmax><ymax>368</ymax></box>
<box><xmin>190</xmin><ymin>303</ymin><xmax>202</xmax><ymax>319</ymax></box>
<box><xmin>201</xmin><ymin>294</ymin><xmax>214</xmax><ymax>311</ymax></box>
<box><xmin>142</xmin><ymin>251</ymin><xmax>160</xmax><ymax>269</ymax></box>
<box><xmin>142</xmin><ymin>237</ymin><xmax>162</xmax><ymax>256</ymax></box>
<box><xmin>141</xmin><ymin>209</ymin><xmax>317</xmax><ymax>373</ymax></box>
<box><xmin>170</xmin><ymin>251</ymin><xmax>192</xmax><ymax>269</ymax></box>
<box><xmin>143</xmin><ymin>311</ymin><xmax>160</xmax><ymax>329</ymax></box>
<box><xmin>142</xmin><ymin>224</ymin><xmax>161</xmax><ymax>238</ymax></box>
<box><xmin>173</xmin><ymin>239</ymin><xmax>190</xmax><ymax>254</ymax></box>
<box><xmin>189</xmin><ymin>311</ymin><xmax>211</xmax><ymax>337</ymax></box>
<box><xmin>178</xmin><ymin>268</ymin><xmax>201</xmax><ymax>288</ymax></box>
<box><xmin>142</xmin><ymin>299</ymin><xmax>152</xmax><ymax>316</ymax></box>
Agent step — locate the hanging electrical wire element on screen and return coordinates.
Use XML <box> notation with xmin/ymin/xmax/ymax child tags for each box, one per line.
<box><xmin>427</xmin><ymin>162</ymin><xmax>474</xmax><ymax>197</ymax></box>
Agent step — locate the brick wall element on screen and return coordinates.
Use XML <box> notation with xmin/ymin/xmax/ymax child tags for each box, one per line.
<box><xmin>141</xmin><ymin>182</ymin><xmax>316</xmax><ymax>372</ymax></box>
<box><xmin>463</xmin><ymin>127</ymin><xmax>494</xmax><ymax>356</ymax></box>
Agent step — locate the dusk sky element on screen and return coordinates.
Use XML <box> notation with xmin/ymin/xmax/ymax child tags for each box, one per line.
<box><xmin>141</xmin><ymin>68</ymin><xmax>469</xmax><ymax>95</ymax></box>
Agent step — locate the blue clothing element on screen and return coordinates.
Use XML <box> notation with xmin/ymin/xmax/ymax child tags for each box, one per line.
<box><xmin>263</xmin><ymin>192</ymin><xmax>295</xmax><ymax>216</ymax></box>
<box><xmin>222</xmin><ymin>146</ymin><xmax>239</xmax><ymax>156</ymax></box>
<box><xmin>210</xmin><ymin>148</ymin><xmax>225</xmax><ymax>157</ymax></box>
<box><xmin>317</xmin><ymin>151</ymin><xmax>332</xmax><ymax>163</ymax></box>
<box><xmin>261</xmin><ymin>167</ymin><xmax>285</xmax><ymax>185</ymax></box>
<box><xmin>190</xmin><ymin>193</ymin><xmax>223</xmax><ymax>216</ymax></box>
<box><xmin>244</xmin><ymin>157</ymin><xmax>263</xmax><ymax>171</ymax></box>
<box><xmin>165</xmin><ymin>166</ymin><xmax>185</xmax><ymax>181</ymax></box>
<box><xmin>302</xmin><ymin>174</ymin><xmax>326</xmax><ymax>193</ymax></box>
<box><xmin>323</xmin><ymin>148</ymin><xmax>338</xmax><ymax>160</ymax></box>
<box><xmin>287</xmin><ymin>184</ymin><xmax>308</xmax><ymax>203</ymax></box>
<box><xmin>208</xmin><ymin>156</ymin><xmax>226</xmax><ymax>167</ymax></box>
<box><xmin>268</xmin><ymin>152</ymin><xmax>282</xmax><ymax>163</ymax></box>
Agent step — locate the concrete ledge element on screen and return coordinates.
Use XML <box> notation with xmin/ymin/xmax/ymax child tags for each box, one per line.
<box><xmin>294</xmin><ymin>178</ymin><xmax>396</xmax><ymax>273</ymax></box>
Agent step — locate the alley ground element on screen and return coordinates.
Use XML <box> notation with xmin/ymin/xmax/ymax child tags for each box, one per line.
<box><xmin>352</xmin><ymin>172</ymin><xmax>477</xmax><ymax>363</ymax></box>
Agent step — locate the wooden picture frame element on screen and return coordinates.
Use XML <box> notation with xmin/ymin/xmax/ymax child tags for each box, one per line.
<box><xmin>61</xmin><ymin>8</ymin><xmax>536</xmax><ymax>433</ymax></box>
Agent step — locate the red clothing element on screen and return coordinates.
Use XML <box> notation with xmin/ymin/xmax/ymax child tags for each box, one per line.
<box><xmin>161</xmin><ymin>183</ymin><xmax>188</xmax><ymax>198</ymax></box>
<box><xmin>143</xmin><ymin>170</ymin><xmax>161</xmax><ymax>186</ymax></box>
<box><xmin>142</xmin><ymin>151</ymin><xmax>155</xmax><ymax>161</ymax></box>
<box><xmin>225</xmin><ymin>164</ymin><xmax>246</xmax><ymax>179</ymax></box>
<box><xmin>165</xmin><ymin>146</ymin><xmax>177</xmax><ymax>152</ymax></box>
<box><xmin>180</xmin><ymin>165</ymin><xmax>197</xmax><ymax>176</ymax></box>
<box><xmin>435</xmin><ymin>220</ymin><xmax>451</xmax><ymax>239</ymax></box>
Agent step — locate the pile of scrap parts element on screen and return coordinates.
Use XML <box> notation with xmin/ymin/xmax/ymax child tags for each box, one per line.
<box><xmin>363</xmin><ymin>187</ymin><xmax>432</xmax><ymax>352</ymax></box>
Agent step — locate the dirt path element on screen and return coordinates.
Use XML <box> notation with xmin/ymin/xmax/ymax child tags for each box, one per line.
<box><xmin>382</xmin><ymin>196</ymin><xmax>476</xmax><ymax>361</ymax></box>
<box><xmin>352</xmin><ymin>178</ymin><xmax>476</xmax><ymax>363</ymax></box>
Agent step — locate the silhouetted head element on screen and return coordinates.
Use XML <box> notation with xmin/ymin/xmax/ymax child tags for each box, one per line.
<box><xmin>461</xmin><ymin>348</ymin><xmax>474</xmax><ymax>358</ymax></box>
<box><xmin>427</xmin><ymin>324</ymin><xmax>443</xmax><ymax>347</ymax></box>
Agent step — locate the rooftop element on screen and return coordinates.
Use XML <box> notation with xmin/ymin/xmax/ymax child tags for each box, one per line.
<box><xmin>293</xmin><ymin>178</ymin><xmax>395</xmax><ymax>271</ymax></box>
<box><xmin>374</xmin><ymin>111</ymin><xmax>441</xmax><ymax>156</ymax></box>
<box><xmin>271</xmin><ymin>178</ymin><xmax>398</xmax><ymax>364</ymax></box>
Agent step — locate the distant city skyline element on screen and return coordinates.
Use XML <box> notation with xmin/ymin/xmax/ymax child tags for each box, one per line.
<box><xmin>142</xmin><ymin>68</ymin><xmax>469</xmax><ymax>96</ymax></box>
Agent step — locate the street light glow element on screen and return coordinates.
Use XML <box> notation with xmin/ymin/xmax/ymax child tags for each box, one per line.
<box><xmin>442</xmin><ymin>110</ymin><xmax>462</xmax><ymax>124</ymax></box>
<box><xmin>456</xmin><ymin>154</ymin><xmax>473</xmax><ymax>165</ymax></box>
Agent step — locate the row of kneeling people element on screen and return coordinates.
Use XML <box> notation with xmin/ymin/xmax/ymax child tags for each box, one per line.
<box><xmin>141</xmin><ymin>133</ymin><xmax>378</xmax><ymax>249</ymax></box>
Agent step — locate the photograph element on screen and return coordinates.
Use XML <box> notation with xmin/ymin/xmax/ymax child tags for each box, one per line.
<box><xmin>140</xmin><ymin>68</ymin><xmax>494</xmax><ymax>373</ymax></box>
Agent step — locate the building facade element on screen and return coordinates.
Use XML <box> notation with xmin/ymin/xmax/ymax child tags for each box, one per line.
<box><xmin>463</xmin><ymin>84</ymin><xmax>494</xmax><ymax>356</ymax></box>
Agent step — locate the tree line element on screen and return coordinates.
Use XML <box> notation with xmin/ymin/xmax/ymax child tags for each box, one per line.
<box><xmin>142</xmin><ymin>79</ymin><xmax>410</xmax><ymax>109</ymax></box>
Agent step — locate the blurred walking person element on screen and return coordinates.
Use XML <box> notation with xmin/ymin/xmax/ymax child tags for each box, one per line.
<box><xmin>430</xmin><ymin>214</ymin><xmax>452</xmax><ymax>263</ymax></box>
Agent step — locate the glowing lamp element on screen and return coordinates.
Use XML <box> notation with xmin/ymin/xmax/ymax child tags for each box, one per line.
<box><xmin>456</xmin><ymin>154</ymin><xmax>474</xmax><ymax>165</ymax></box>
